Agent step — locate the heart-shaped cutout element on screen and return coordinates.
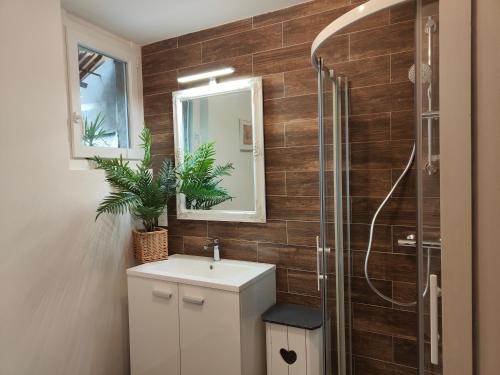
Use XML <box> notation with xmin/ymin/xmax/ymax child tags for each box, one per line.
<box><xmin>280</xmin><ymin>348</ymin><xmax>297</xmax><ymax>365</ymax></box>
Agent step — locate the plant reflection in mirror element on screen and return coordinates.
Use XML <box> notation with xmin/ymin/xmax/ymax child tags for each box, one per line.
<box><xmin>177</xmin><ymin>142</ymin><xmax>234</xmax><ymax>210</ymax></box>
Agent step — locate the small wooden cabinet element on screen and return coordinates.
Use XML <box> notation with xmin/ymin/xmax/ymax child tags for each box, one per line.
<box><xmin>262</xmin><ymin>304</ymin><xmax>323</xmax><ymax>375</ymax></box>
<box><xmin>265</xmin><ymin>324</ymin><xmax>323</xmax><ymax>375</ymax></box>
<box><xmin>128</xmin><ymin>264</ymin><xmax>275</xmax><ymax>375</ymax></box>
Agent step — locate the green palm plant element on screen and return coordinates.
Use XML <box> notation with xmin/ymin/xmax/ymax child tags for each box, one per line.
<box><xmin>92</xmin><ymin>128</ymin><xmax>176</xmax><ymax>232</ymax></box>
<box><xmin>83</xmin><ymin>112</ymin><xmax>115</xmax><ymax>146</ymax></box>
<box><xmin>177</xmin><ymin>142</ymin><xmax>234</xmax><ymax>210</ymax></box>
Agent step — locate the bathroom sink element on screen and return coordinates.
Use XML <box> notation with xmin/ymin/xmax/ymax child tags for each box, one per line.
<box><xmin>127</xmin><ymin>254</ymin><xmax>275</xmax><ymax>292</ymax></box>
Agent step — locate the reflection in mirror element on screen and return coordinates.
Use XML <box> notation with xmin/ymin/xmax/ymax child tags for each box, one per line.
<box><xmin>181</xmin><ymin>91</ymin><xmax>255</xmax><ymax>211</ymax></box>
<box><xmin>78</xmin><ymin>45</ymin><xmax>129</xmax><ymax>148</ymax></box>
<box><xmin>173</xmin><ymin>77</ymin><xmax>265</xmax><ymax>223</ymax></box>
<box><xmin>177</xmin><ymin>142</ymin><xmax>235</xmax><ymax>210</ymax></box>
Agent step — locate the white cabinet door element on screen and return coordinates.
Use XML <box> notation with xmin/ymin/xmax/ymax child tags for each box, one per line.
<box><xmin>288</xmin><ymin>327</ymin><xmax>307</xmax><ymax>375</ymax></box>
<box><xmin>128</xmin><ymin>277</ymin><xmax>180</xmax><ymax>375</ymax></box>
<box><xmin>268</xmin><ymin>324</ymin><xmax>289</xmax><ymax>375</ymax></box>
<box><xmin>179</xmin><ymin>284</ymin><xmax>241</xmax><ymax>375</ymax></box>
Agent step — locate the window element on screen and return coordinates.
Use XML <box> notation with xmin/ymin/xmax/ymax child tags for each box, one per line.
<box><xmin>63</xmin><ymin>14</ymin><xmax>143</xmax><ymax>159</ymax></box>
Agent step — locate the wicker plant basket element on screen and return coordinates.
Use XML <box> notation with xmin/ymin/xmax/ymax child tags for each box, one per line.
<box><xmin>132</xmin><ymin>227</ymin><xmax>168</xmax><ymax>263</ymax></box>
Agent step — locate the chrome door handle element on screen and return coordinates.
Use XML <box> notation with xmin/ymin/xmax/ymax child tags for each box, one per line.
<box><xmin>316</xmin><ymin>235</ymin><xmax>330</xmax><ymax>291</ymax></box>
<box><xmin>316</xmin><ymin>236</ymin><xmax>321</xmax><ymax>291</ymax></box>
<box><xmin>152</xmin><ymin>289</ymin><xmax>172</xmax><ymax>299</ymax></box>
<box><xmin>183</xmin><ymin>296</ymin><xmax>204</xmax><ymax>305</ymax></box>
<box><xmin>430</xmin><ymin>274</ymin><xmax>441</xmax><ymax>365</ymax></box>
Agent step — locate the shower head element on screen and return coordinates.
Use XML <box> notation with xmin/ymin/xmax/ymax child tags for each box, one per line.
<box><xmin>408</xmin><ymin>63</ymin><xmax>432</xmax><ymax>84</ymax></box>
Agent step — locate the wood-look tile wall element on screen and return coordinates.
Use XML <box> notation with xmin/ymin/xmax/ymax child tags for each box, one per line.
<box><xmin>142</xmin><ymin>1</ymin><xmax>441</xmax><ymax>374</ymax></box>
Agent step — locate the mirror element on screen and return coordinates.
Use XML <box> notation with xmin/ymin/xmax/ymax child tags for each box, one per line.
<box><xmin>172</xmin><ymin>77</ymin><xmax>266</xmax><ymax>222</ymax></box>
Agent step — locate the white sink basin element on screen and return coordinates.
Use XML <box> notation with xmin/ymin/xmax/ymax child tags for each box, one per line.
<box><xmin>127</xmin><ymin>254</ymin><xmax>275</xmax><ymax>292</ymax></box>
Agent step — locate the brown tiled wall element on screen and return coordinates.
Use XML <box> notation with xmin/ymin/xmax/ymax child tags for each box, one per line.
<box><xmin>142</xmin><ymin>0</ymin><xmax>441</xmax><ymax>374</ymax></box>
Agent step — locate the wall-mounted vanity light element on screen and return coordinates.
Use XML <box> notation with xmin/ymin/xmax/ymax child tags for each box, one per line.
<box><xmin>177</xmin><ymin>67</ymin><xmax>235</xmax><ymax>84</ymax></box>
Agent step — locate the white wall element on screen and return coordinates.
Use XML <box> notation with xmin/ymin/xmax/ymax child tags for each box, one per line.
<box><xmin>206</xmin><ymin>92</ymin><xmax>254</xmax><ymax>211</ymax></box>
<box><xmin>0</xmin><ymin>1</ymin><xmax>135</xmax><ymax>374</ymax></box>
<box><xmin>473</xmin><ymin>0</ymin><xmax>500</xmax><ymax>373</ymax></box>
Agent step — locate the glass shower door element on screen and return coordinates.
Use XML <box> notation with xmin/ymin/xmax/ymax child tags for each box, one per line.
<box><xmin>416</xmin><ymin>0</ymin><xmax>442</xmax><ymax>373</ymax></box>
<box><xmin>313</xmin><ymin>1</ymin><xmax>444</xmax><ymax>374</ymax></box>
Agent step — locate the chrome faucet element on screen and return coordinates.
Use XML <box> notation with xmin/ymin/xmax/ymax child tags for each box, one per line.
<box><xmin>204</xmin><ymin>238</ymin><xmax>221</xmax><ymax>261</ymax></box>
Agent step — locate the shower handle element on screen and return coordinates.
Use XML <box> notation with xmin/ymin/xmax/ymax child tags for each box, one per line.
<box><xmin>316</xmin><ymin>236</ymin><xmax>320</xmax><ymax>291</ymax></box>
<box><xmin>316</xmin><ymin>235</ymin><xmax>330</xmax><ymax>291</ymax></box>
<box><xmin>430</xmin><ymin>274</ymin><xmax>442</xmax><ymax>365</ymax></box>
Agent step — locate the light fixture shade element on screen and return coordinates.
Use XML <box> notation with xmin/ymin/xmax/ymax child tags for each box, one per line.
<box><xmin>177</xmin><ymin>67</ymin><xmax>235</xmax><ymax>84</ymax></box>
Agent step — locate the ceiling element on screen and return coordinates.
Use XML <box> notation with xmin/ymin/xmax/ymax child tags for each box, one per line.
<box><xmin>61</xmin><ymin>0</ymin><xmax>308</xmax><ymax>45</ymax></box>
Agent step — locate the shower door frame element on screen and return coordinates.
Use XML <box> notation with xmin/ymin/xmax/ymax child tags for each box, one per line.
<box><xmin>317</xmin><ymin>57</ymin><xmax>345</xmax><ymax>375</ymax></box>
<box><xmin>317</xmin><ymin>57</ymin><xmax>351</xmax><ymax>375</ymax></box>
<box><xmin>316</xmin><ymin>57</ymin><xmax>330</xmax><ymax>375</ymax></box>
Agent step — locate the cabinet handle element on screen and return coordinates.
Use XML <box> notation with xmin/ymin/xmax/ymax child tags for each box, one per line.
<box><xmin>152</xmin><ymin>289</ymin><xmax>172</xmax><ymax>299</ymax></box>
<box><xmin>183</xmin><ymin>296</ymin><xmax>204</xmax><ymax>305</ymax></box>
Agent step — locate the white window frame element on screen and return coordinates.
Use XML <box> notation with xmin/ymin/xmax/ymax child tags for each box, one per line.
<box><xmin>63</xmin><ymin>12</ymin><xmax>144</xmax><ymax>160</ymax></box>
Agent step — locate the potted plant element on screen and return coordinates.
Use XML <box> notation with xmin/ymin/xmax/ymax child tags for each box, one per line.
<box><xmin>93</xmin><ymin>128</ymin><xmax>176</xmax><ymax>263</ymax></box>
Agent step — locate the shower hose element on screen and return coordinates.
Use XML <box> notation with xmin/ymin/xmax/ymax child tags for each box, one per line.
<box><xmin>364</xmin><ymin>143</ymin><xmax>431</xmax><ymax>307</ymax></box>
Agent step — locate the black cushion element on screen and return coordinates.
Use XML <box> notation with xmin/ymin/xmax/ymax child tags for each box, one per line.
<box><xmin>262</xmin><ymin>303</ymin><xmax>322</xmax><ymax>330</ymax></box>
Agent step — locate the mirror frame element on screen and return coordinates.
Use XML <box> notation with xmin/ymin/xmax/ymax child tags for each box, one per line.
<box><xmin>172</xmin><ymin>77</ymin><xmax>266</xmax><ymax>223</ymax></box>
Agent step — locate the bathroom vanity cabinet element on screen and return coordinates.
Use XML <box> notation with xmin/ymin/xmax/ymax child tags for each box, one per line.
<box><xmin>127</xmin><ymin>255</ymin><xmax>276</xmax><ymax>375</ymax></box>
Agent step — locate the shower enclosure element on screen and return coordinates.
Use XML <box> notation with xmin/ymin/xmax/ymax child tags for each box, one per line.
<box><xmin>312</xmin><ymin>0</ymin><xmax>441</xmax><ymax>374</ymax></box>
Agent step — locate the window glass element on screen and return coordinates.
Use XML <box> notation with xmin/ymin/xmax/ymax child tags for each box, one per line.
<box><xmin>78</xmin><ymin>45</ymin><xmax>129</xmax><ymax>148</ymax></box>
